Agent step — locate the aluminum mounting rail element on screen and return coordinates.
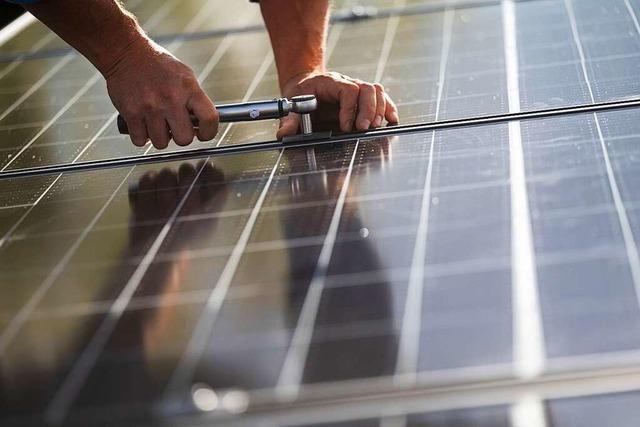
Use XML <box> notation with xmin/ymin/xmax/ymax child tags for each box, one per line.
<box><xmin>1</xmin><ymin>97</ymin><xmax>640</xmax><ymax>180</ymax></box>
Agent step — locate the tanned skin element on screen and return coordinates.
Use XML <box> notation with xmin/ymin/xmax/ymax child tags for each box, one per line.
<box><xmin>23</xmin><ymin>0</ymin><xmax>399</xmax><ymax>149</ymax></box>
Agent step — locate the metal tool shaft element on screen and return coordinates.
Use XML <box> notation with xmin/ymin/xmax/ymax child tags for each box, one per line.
<box><xmin>117</xmin><ymin>98</ymin><xmax>292</xmax><ymax>134</ymax></box>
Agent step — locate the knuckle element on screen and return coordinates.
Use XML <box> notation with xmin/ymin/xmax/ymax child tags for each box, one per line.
<box><xmin>326</xmin><ymin>71</ymin><xmax>341</xmax><ymax>81</ymax></box>
<box><xmin>344</xmin><ymin>82</ymin><xmax>360</xmax><ymax>95</ymax></box>
<box><xmin>122</xmin><ymin>105</ymin><xmax>142</xmax><ymax>119</ymax></box>
<box><xmin>319</xmin><ymin>74</ymin><xmax>335</xmax><ymax>85</ymax></box>
<box><xmin>360</xmin><ymin>82</ymin><xmax>375</xmax><ymax>92</ymax></box>
<box><xmin>140</xmin><ymin>96</ymin><xmax>160</xmax><ymax>112</ymax></box>
<box><xmin>374</xmin><ymin>83</ymin><xmax>385</xmax><ymax>92</ymax></box>
<box><xmin>165</xmin><ymin>89</ymin><xmax>182</xmax><ymax>104</ymax></box>
<box><xmin>179</xmin><ymin>71</ymin><xmax>198</xmax><ymax>89</ymax></box>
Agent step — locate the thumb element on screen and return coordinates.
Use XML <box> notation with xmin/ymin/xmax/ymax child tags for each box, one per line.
<box><xmin>276</xmin><ymin>113</ymin><xmax>301</xmax><ymax>140</ymax></box>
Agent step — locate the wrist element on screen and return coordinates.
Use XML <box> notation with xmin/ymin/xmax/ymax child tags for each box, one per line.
<box><xmin>280</xmin><ymin>67</ymin><xmax>325</xmax><ymax>97</ymax></box>
<box><xmin>95</xmin><ymin>14</ymin><xmax>152</xmax><ymax>78</ymax></box>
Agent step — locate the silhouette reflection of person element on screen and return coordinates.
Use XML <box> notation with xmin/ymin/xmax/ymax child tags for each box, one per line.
<box><xmin>0</xmin><ymin>160</ymin><xmax>230</xmax><ymax>426</ymax></box>
<box><xmin>82</xmin><ymin>139</ymin><xmax>401</xmax><ymax>420</ymax></box>
<box><xmin>73</xmin><ymin>160</ymin><xmax>229</xmax><ymax>417</ymax></box>
<box><xmin>178</xmin><ymin>140</ymin><xmax>401</xmax><ymax>405</ymax></box>
<box><xmin>282</xmin><ymin>139</ymin><xmax>400</xmax><ymax>384</ymax></box>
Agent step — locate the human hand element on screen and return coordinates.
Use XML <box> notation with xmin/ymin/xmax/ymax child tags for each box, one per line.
<box><xmin>106</xmin><ymin>39</ymin><xmax>219</xmax><ymax>149</ymax></box>
<box><xmin>277</xmin><ymin>71</ymin><xmax>399</xmax><ymax>139</ymax></box>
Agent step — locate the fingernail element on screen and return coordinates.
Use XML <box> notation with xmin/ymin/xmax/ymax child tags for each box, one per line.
<box><xmin>360</xmin><ymin>119</ymin><xmax>371</xmax><ymax>130</ymax></box>
<box><xmin>373</xmin><ymin>115</ymin><xmax>383</xmax><ymax>127</ymax></box>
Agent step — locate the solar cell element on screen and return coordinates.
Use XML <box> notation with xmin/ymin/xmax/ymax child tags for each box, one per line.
<box><xmin>3</xmin><ymin>0</ymin><xmax>640</xmax><ymax>425</ymax></box>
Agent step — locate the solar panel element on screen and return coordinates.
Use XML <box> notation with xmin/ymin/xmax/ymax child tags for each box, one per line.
<box><xmin>3</xmin><ymin>0</ymin><xmax>640</xmax><ymax>425</ymax></box>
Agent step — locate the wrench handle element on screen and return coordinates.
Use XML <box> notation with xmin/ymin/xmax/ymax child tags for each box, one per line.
<box><xmin>117</xmin><ymin>98</ymin><xmax>290</xmax><ymax>135</ymax></box>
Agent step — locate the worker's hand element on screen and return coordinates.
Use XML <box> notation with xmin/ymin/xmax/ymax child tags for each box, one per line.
<box><xmin>105</xmin><ymin>39</ymin><xmax>219</xmax><ymax>149</ymax></box>
<box><xmin>277</xmin><ymin>71</ymin><xmax>399</xmax><ymax>139</ymax></box>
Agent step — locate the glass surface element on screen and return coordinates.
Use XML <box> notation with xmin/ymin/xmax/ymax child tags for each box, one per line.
<box><xmin>4</xmin><ymin>0</ymin><xmax>640</xmax><ymax>426</ymax></box>
<box><xmin>3</xmin><ymin>0</ymin><xmax>640</xmax><ymax>169</ymax></box>
<box><xmin>1</xmin><ymin>106</ymin><xmax>640</xmax><ymax>424</ymax></box>
<box><xmin>548</xmin><ymin>392</ymin><xmax>640</xmax><ymax>427</ymax></box>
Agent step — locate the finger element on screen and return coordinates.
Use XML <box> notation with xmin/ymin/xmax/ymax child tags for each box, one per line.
<box><xmin>124</xmin><ymin>115</ymin><xmax>148</xmax><ymax>147</ymax></box>
<box><xmin>384</xmin><ymin>92</ymin><xmax>400</xmax><ymax>124</ymax></box>
<box><xmin>178</xmin><ymin>162</ymin><xmax>197</xmax><ymax>187</ymax></box>
<box><xmin>146</xmin><ymin>116</ymin><xmax>171</xmax><ymax>150</ymax></box>
<box><xmin>177</xmin><ymin>162</ymin><xmax>197</xmax><ymax>198</ymax></box>
<box><xmin>321</xmin><ymin>77</ymin><xmax>359</xmax><ymax>132</ymax></box>
<box><xmin>277</xmin><ymin>114</ymin><xmax>300</xmax><ymax>140</ymax></box>
<box><xmin>188</xmin><ymin>91</ymin><xmax>219</xmax><ymax>142</ymax></box>
<box><xmin>198</xmin><ymin>160</ymin><xmax>217</xmax><ymax>201</ymax></box>
<box><xmin>166</xmin><ymin>107</ymin><xmax>195</xmax><ymax>147</ymax></box>
<box><xmin>156</xmin><ymin>167</ymin><xmax>179</xmax><ymax>213</ymax></box>
<box><xmin>137</xmin><ymin>171</ymin><xmax>158</xmax><ymax>208</ymax></box>
<box><xmin>372</xmin><ymin>84</ymin><xmax>386</xmax><ymax>128</ymax></box>
<box><xmin>354</xmin><ymin>82</ymin><xmax>377</xmax><ymax>130</ymax></box>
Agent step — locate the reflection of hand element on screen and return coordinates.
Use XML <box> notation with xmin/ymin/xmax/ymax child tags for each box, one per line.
<box><xmin>283</xmin><ymin>136</ymin><xmax>393</xmax><ymax>172</ymax></box>
<box><xmin>277</xmin><ymin>71</ymin><xmax>400</xmax><ymax>139</ymax></box>
<box><xmin>362</xmin><ymin>136</ymin><xmax>394</xmax><ymax>164</ymax></box>
<box><xmin>125</xmin><ymin>161</ymin><xmax>227</xmax><ymax>364</ymax></box>
<box><xmin>283</xmin><ymin>137</ymin><xmax>393</xmax><ymax>204</ymax></box>
<box><xmin>128</xmin><ymin>161</ymin><xmax>228</xmax><ymax>246</ymax></box>
<box><xmin>106</xmin><ymin>39</ymin><xmax>219</xmax><ymax>149</ymax></box>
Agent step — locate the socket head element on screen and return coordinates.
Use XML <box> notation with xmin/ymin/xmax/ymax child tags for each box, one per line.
<box><xmin>290</xmin><ymin>95</ymin><xmax>318</xmax><ymax>114</ymax></box>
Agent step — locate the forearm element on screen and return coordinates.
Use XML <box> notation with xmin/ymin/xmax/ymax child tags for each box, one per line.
<box><xmin>24</xmin><ymin>0</ymin><xmax>150</xmax><ymax>77</ymax></box>
<box><xmin>259</xmin><ymin>0</ymin><xmax>330</xmax><ymax>91</ymax></box>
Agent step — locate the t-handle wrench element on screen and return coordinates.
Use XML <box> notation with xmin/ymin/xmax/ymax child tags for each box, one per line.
<box><xmin>116</xmin><ymin>95</ymin><xmax>318</xmax><ymax>136</ymax></box>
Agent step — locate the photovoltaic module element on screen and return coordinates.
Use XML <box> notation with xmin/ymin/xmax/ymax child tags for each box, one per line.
<box><xmin>3</xmin><ymin>0</ymin><xmax>640</xmax><ymax>426</ymax></box>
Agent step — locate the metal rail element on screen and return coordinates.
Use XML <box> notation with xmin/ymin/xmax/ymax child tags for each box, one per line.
<box><xmin>2</xmin><ymin>97</ymin><xmax>640</xmax><ymax>180</ymax></box>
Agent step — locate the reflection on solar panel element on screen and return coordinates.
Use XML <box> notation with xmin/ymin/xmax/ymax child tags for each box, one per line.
<box><xmin>3</xmin><ymin>0</ymin><xmax>640</xmax><ymax>425</ymax></box>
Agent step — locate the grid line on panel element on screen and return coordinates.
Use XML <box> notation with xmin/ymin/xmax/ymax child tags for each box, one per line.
<box><xmin>0</xmin><ymin>73</ymin><xmax>102</xmax><ymax>172</ymax></box>
<box><xmin>161</xmin><ymin>149</ymin><xmax>284</xmax><ymax>403</ymax></box>
<box><xmin>0</xmin><ymin>0</ymin><xmax>182</xmax><ymax>251</ymax></box>
<box><xmin>510</xmin><ymin>395</ymin><xmax>548</xmax><ymax>427</ymax></box>
<box><xmin>275</xmin><ymin>1</ymin><xmax>405</xmax><ymax>396</ymax></box>
<box><xmin>374</xmin><ymin>0</ymin><xmax>405</xmax><ymax>84</ymax></box>
<box><xmin>0</xmin><ymin>113</ymin><xmax>113</xmax><ymax>132</ymax></box>
<box><xmin>0</xmin><ymin>0</ymin><xmax>143</xmax><ymax>81</ymax></box>
<box><xmin>0</xmin><ymin>166</ymin><xmax>136</xmax><ymax>355</ymax></box>
<box><xmin>0</xmin><ymin>0</ymin><xmax>145</xmax><ymax>124</ymax></box>
<box><xmin>395</xmin><ymin>6</ymin><xmax>453</xmax><ymax>383</ymax></box>
<box><xmin>44</xmin><ymin>156</ymin><xmax>214</xmax><ymax>425</ymax></box>
<box><xmin>0</xmin><ymin>0</ymin><xmax>256</xmax><ymax>251</ymax></box>
<box><xmin>0</xmin><ymin>55</ymin><xmax>73</xmax><ymax>123</ymax></box>
<box><xmin>276</xmin><ymin>140</ymin><xmax>361</xmax><ymax>398</ymax></box>
<box><xmin>0</xmin><ymin>0</ymin><xmax>505</xmax><ymax>65</ymax></box>
<box><xmin>0</xmin><ymin>13</ymin><xmax>37</xmax><ymax>49</ymax></box>
<box><xmin>0</xmin><ymin>3</ymin><xmax>257</xmax><ymax>423</ymax></box>
<box><xmin>1</xmin><ymin>0</ymin><xmax>225</xmax><ymax>172</ymax></box>
<box><xmin>564</xmin><ymin>0</ymin><xmax>640</xmax><ymax>314</ymax></box>
<box><xmin>0</xmin><ymin>33</ymin><xmax>55</xmax><ymax>81</ymax></box>
<box><xmin>503</xmin><ymin>0</ymin><xmax>545</xmax><ymax>382</ymax></box>
<box><xmin>624</xmin><ymin>0</ymin><xmax>640</xmax><ymax>37</ymax></box>
<box><xmin>505</xmin><ymin>1</ymin><xmax>546</xmax><ymax>422</ymax></box>
<box><xmin>44</xmin><ymin>4</ymin><xmax>270</xmax><ymax>421</ymax></box>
